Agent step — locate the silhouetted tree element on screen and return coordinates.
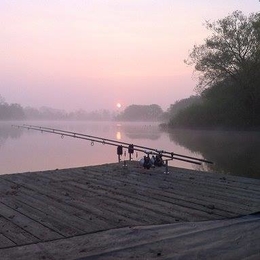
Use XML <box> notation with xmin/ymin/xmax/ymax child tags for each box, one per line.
<box><xmin>186</xmin><ymin>11</ymin><xmax>260</xmax><ymax>93</ymax></box>
<box><xmin>165</xmin><ymin>96</ymin><xmax>201</xmax><ymax>118</ymax></box>
<box><xmin>168</xmin><ymin>11</ymin><xmax>260</xmax><ymax>128</ymax></box>
<box><xmin>0</xmin><ymin>95</ymin><xmax>6</xmax><ymax>105</ymax></box>
<box><xmin>116</xmin><ymin>104</ymin><xmax>163</xmax><ymax>121</ymax></box>
<box><xmin>0</xmin><ymin>102</ymin><xmax>25</xmax><ymax>120</ymax></box>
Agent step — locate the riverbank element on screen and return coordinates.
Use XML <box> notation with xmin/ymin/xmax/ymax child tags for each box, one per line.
<box><xmin>0</xmin><ymin>162</ymin><xmax>259</xmax><ymax>259</ymax></box>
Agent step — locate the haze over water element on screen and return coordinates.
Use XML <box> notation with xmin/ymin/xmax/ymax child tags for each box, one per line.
<box><xmin>1</xmin><ymin>121</ymin><xmax>259</xmax><ymax>179</ymax></box>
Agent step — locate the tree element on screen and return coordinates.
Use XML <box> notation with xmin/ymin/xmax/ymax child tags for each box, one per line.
<box><xmin>185</xmin><ymin>11</ymin><xmax>260</xmax><ymax>127</ymax></box>
<box><xmin>0</xmin><ymin>95</ymin><xmax>6</xmax><ymax>105</ymax></box>
<box><xmin>116</xmin><ymin>104</ymin><xmax>163</xmax><ymax>121</ymax></box>
<box><xmin>186</xmin><ymin>11</ymin><xmax>260</xmax><ymax>92</ymax></box>
<box><xmin>165</xmin><ymin>96</ymin><xmax>201</xmax><ymax>118</ymax></box>
<box><xmin>0</xmin><ymin>102</ymin><xmax>25</xmax><ymax>120</ymax></box>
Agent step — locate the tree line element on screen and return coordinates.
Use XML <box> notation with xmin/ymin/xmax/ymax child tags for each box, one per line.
<box><xmin>0</xmin><ymin>102</ymin><xmax>25</xmax><ymax>120</ymax></box>
<box><xmin>115</xmin><ymin>104</ymin><xmax>164</xmax><ymax>121</ymax></box>
<box><xmin>0</xmin><ymin>96</ymin><xmax>25</xmax><ymax>120</ymax></box>
<box><xmin>167</xmin><ymin>11</ymin><xmax>260</xmax><ymax>129</ymax></box>
<box><xmin>0</xmin><ymin>95</ymin><xmax>165</xmax><ymax>121</ymax></box>
<box><xmin>0</xmin><ymin>96</ymin><xmax>113</xmax><ymax>121</ymax></box>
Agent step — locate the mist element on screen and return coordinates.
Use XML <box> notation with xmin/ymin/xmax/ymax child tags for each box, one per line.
<box><xmin>1</xmin><ymin>1</ymin><xmax>258</xmax><ymax>112</ymax></box>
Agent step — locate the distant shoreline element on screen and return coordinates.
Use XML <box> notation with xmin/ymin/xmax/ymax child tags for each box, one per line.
<box><xmin>159</xmin><ymin>122</ymin><xmax>260</xmax><ymax>132</ymax></box>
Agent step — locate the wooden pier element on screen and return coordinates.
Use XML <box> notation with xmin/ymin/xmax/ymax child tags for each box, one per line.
<box><xmin>0</xmin><ymin>162</ymin><xmax>259</xmax><ymax>259</ymax></box>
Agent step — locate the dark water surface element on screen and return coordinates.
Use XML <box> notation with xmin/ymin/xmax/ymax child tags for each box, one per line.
<box><xmin>0</xmin><ymin>121</ymin><xmax>259</xmax><ymax>179</ymax></box>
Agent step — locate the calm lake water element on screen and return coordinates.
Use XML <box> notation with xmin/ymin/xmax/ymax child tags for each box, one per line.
<box><xmin>1</xmin><ymin>121</ymin><xmax>259</xmax><ymax>179</ymax></box>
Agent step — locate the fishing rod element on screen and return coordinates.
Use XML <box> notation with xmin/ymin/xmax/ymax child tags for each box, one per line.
<box><xmin>14</xmin><ymin>124</ymin><xmax>201</xmax><ymax>165</ymax></box>
<box><xmin>21</xmin><ymin>124</ymin><xmax>213</xmax><ymax>165</ymax></box>
<box><xmin>13</xmin><ymin>124</ymin><xmax>213</xmax><ymax>170</ymax></box>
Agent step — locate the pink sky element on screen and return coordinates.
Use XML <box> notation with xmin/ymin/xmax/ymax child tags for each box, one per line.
<box><xmin>0</xmin><ymin>1</ymin><xmax>259</xmax><ymax>112</ymax></box>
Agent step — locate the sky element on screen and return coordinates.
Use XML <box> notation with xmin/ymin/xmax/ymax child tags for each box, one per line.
<box><xmin>0</xmin><ymin>0</ymin><xmax>259</xmax><ymax>112</ymax></box>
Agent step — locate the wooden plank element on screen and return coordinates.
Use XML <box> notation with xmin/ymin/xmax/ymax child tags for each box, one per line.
<box><xmin>46</xmin><ymin>169</ymin><xmax>243</xmax><ymax>221</ymax></box>
<box><xmin>0</xmin><ymin>162</ymin><xmax>259</xmax><ymax>258</ymax></box>
<box><xmin>86</xmin><ymin>166</ymin><xmax>260</xmax><ymax>209</ymax></box>
<box><xmin>27</xmin><ymin>164</ymin><xmax>260</xmax><ymax>206</ymax></box>
<box><xmin>5</xmin><ymin>173</ymin><xmax>160</xmax><ymax>224</ymax></box>
<box><xmin>0</xmin><ymin>214</ymin><xmax>259</xmax><ymax>260</ymax></box>
<box><xmin>34</xmin><ymin>172</ymin><xmax>218</xmax><ymax>222</ymax></box>
<box><xmin>74</xmin><ymin>171</ymin><xmax>237</xmax><ymax>217</ymax></box>
<box><xmin>0</xmin><ymin>234</ymin><xmax>16</xmax><ymax>249</ymax></box>
<box><xmin>32</xmin><ymin>175</ymin><xmax>191</xmax><ymax>223</ymax></box>
<box><xmin>0</xmin><ymin>197</ymin><xmax>83</xmax><ymax>237</ymax></box>
<box><xmin>5</xmin><ymin>163</ymin><xmax>258</xmax><ymax>222</ymax></box>
<box><xmin>0</xmin><ymin>202</ymin><xmax>62</xmax><ymax>241</ymax></box>
<box><xmin>89</xmin><ymin>162</ymin><xmax>260</xmax><ymax>190</ymax></box>
<box><xmin>86</xmin><ymin>173</ymin><xmax>246</xmax><ymax>215</ymax></box>
<box><xmin>16</xmin><ymin>191</ymin><xmax>113</xmax><ymax>232</ymax></box>
<box><xmin>9</xmin><ymin>193</ymin><xmax>94</xmax><ymax>234</ymax></box>
<box><xmin>0</xmin><ymin>216</ymin><xmax>39</xmax><ymax>246</ymax></box>
<box><xmin>171</xmin><ymin>166</ymin><xmax>260</xmax><ymax>187</ymax></box>
<box><xmin>0</xmin><ymin>177</ymin><xmax>112</xmax><ymax>230</ymax></box>
<box><xmin>0</xmin><ymin>178</ymin><xmax>89</xmax><ymax>237</ymax></box>
<box><xmin>70</xmin><ymin>164</ymin><xmax>260</xmax><ymax>202</ymax></box>
<box><xmin>68</xmin><ymin>180</ymin><xmax>221</xmax><ymax>221</ymax></box>
<box><xmin>88</xmin><ymin>165</ymin><xmax>260</xmax><ymax>200</ymax></box>
<box><xmin>76</xmin><ymin>169</ymin><xmax>257</xmax><ymax>216</ymax></box>
<box><xmin>1</xmin><ymin>174</ymin><xmax>144</xmax><ymax>227</ymax></box>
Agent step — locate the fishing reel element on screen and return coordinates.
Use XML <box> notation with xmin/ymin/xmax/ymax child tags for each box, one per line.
<box><xmin>139</xmin><ymin>151</ymin><xmax>165</xmax><ymax>169</ymax></box>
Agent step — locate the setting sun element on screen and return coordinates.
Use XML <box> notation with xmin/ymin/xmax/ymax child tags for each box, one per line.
<box><xmin>116</xmin><ymin>103</ymin><xmax>122</xmax><ymax>108</ymax></box>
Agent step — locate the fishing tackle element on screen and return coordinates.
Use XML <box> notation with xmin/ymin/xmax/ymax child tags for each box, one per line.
<box><xmin>13</xmin><ymin>124</ymin><xmax>213</xmax><ymax>172</ymax></box>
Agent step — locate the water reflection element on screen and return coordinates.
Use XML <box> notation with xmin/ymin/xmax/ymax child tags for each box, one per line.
<box><xmin>1</xmin><ymin>121</ymin><xmax>259</xmax><ymax>179</ymax></box>
<box><xmin>0</xmin><ymin>121</ymin><xmax>164</xmax><ymax>175</ymax></box>
<box><xmin>116</xmin><ymin>131</ymin><xmax>121</xmax><ymax>140</ymax></box>
<box><xmin>117</xmin><ymin>123</ymin><xmax>161</xmax><ymax>140</ymax></box>
<box><xmin>168</xmin><ymin>129</ymin><xmax>260</xmax><ymax>179</ymax></box>
<box><xmin>0</xmin><ymin>123</ymin><xmax>23</xmax><ymax>147</ymax></box>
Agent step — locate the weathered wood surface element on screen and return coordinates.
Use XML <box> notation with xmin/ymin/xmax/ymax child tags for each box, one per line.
<box><xmin>0</xmin><ymin>162</ymin><xmax>259</xmax><ymax>259</ymax></box>
<box><xmin>1</xmin><ymin>214</ymin><xmax>259</xmax><ymax>260</ymax></box>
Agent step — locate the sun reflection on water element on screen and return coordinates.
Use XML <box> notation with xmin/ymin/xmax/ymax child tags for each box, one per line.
<box><xmin>116</xmin><ymin>131</ymin><xmax>121</xmax><ymax>140</ymax></box>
